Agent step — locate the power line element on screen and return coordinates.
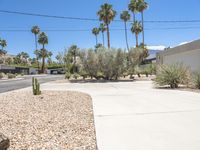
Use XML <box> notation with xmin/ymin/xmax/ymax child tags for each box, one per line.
<box><xmin>0</xmin><ymin>26</ymin><xmax>199</xmax><ymax>32</ymax></box>
<box><xmin>1</xmin><ymin>10</ymin><xmax>200</xmax><ymax>23</ymax></box>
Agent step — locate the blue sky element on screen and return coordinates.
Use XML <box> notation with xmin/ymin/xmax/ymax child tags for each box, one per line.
<box><xmin>0</xmin><ymin>0</ymin><xmax>200</xmax><ymax>58</ymax></box>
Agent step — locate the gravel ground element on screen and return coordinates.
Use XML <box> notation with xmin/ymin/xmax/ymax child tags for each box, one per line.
<box><xmin>0</xmin><ymin>91</ymin><xmax>97</xmax><ymax>150</ymax></box>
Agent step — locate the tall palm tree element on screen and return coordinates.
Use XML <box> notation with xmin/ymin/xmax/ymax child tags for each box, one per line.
<box><xmin>120</xmin><ymin>11</ymin><xmax>131</xmax><ymax>51</ymax></box>
<box><xmin>31</xmin><ymin>26</ymin><xmax>40</xmax><ymax>50</ymax></box>
<box><xmin>38</xmin><ymin>32</ymin><xmax>48</xmax><ymax>73</ymax></box>
<box><xmin>131</xmin><ymin>21</ymin><xmax>143</xmax><ymax>47</ymax></box>
<box><xmin>138</xmin><ymin>0</ymin><xmax>148</xmax><ymax>46</ymax></box>
<box><xmin>128</xmin><ymin>0</ymin><xmax>138</xmax><ymax>22</ymax></box>
<box><xmin>97</xmin><ymin>3</ymin><xmax>116</xmax><ymax>49</ymax></box>
<box><xmin>99</xmin><ymin>23</ymin><xmax>107</xmax><ymax>47</ymax></box>
<box><xmin>31</xmin><ymin>26</ymin><xmax>40</xmax><ymax>69</ymax></box>
<box><xmin>92</xmin><ymin>27</ymin><xmax>100</xmax><ymax>46</ymax></box>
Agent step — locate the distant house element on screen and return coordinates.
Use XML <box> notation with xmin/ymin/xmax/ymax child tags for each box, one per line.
<box><xmin>0</xmin><ymin>65</ymin><xmax>37</xmax><ymax>75</ymax></box>
<box><xmin>157</xmin><ymin>39</ymin><xmax>200</xmax><ymax>73</ymax></box>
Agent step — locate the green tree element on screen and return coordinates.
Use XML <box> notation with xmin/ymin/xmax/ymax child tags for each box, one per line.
<box><xmin>131</xmin><ymin>21</ymin><xmax>143</xmax><ymax>47</ymax></box>
<box><xmin>68</xmin><ymin>45</ymin><xmax>80</xmax><ymax>73</ymax></box>
<box><xmin>92</xmin><ymin>27</ymin><xmax>100</xmax><ymax>46</ymax></box>
<box><xmin>120</xmin><ymin>11</ymin><xmax>131</xmax><ymax>51</ymax></box>
<box><xmin>0</xmin><ymin>39</ymin><xmax>7</xmax><ymax>64</ymax></box>
<box><xmin>137</xmin><ymin>0</ymin><xmax>148</xmax><ymax>46</ymax></box>
<box><xmin>31</xmin><ymin>26</ymin><xmax>40</xmax><ymax>69</ymax></box>
<box><xmin>99</xmin><ymin>23</ymin><xmax>107</xmax><ymax>47</ymax></box>
<box><xmin>38</xmin><ymin>32</ymin><xmax>49</xmax><ymax>73</ymax></box>
<box><xmin>97</xmin><ymin>3</ymin><xmax>116</xmax><ymax>49</ymax></box>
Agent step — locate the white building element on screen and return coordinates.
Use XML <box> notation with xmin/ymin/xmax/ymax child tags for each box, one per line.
<box><xmin>157</xmin><ymin>39</ymin><xmax>200</xmax><ymax>73</ymax></box>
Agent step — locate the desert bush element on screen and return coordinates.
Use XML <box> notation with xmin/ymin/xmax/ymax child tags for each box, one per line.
<box><xmin>7</xmin><ymin>73</ymin><xmax>16</xmax><ymax>79</ymax></box>
<box><xmin>73</xmin><ymin>73</ymin><xmax>80</xmax><ymax>80</ymax></box>
<box><xmin>65</xmin><ymin>72</ymin><xmax>71</xmax><ymax>79</ymax></box>
<box><xmin>0</xmin><ymin>72</ymin><xmax>5</xmax><ymax>79</ymax></box>
<box><xmin>194</xmin><ymin>73</ymin><xmax>200</xmax><ymax>89</ymax></box>
<box><xmin>155</xmin><ymin>64</ymin><xmax>190</xmax><ymax>88</ymax></box>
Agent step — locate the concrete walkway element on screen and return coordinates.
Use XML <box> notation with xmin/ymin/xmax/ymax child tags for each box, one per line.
<box><xmin>41</xmin><ymin>81</ymin><xmax>200</xmax><ymax>150</ymax></box>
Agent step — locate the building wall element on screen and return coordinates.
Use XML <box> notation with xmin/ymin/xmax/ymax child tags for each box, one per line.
<box><xmin>157</xmin><ymin>40</ymin><xmax>200</xmax><ymax>73</ymax></box>
<box><xmin>162</xmin><ymin>49</ymin><xmax>200</xmax><ymax>72</ymax></box>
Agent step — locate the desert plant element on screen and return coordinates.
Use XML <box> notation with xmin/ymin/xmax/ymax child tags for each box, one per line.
<box><xmin>73</xmin><ymin>73</ymin><xmax>80</xmax><ymax>80</ymax></box>
<box><xmin>65</xmin><ymin>72</ymin><xmax>71</xmax><ymax>79</ymax></box>
<box><xmin>155</xmin><ymin>64</ymin><xmax>190</xmax><ymax>88</ymax></box>
<box><xmin>7</xmin><ymin>73</ymin><xmax>16</xmax><ymax>79</ymax></box>
<box><xmin>32</xmin><ymin>77</ymin><xmax>41</xmax><ymax>95</ymax></box>
<box><xmin>0</xmin><ymin>72</ymin><xmax>4</xmax><ymax>79</ymax></box>
<box><xmin>194</xmin><ymin>73</ymin><xmax>200</xmax><ymax>89</ymax></box>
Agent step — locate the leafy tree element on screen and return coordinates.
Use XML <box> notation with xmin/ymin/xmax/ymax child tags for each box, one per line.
<box><xmin>92</xmin><ymin>27</ymin><xmax>100</xmax><ymax>46</ymax></box>
<box><xmin>5</xmin><ymin>57</ymin><xmax>13</xmax><ymax>65</ymax></box>
<box><xmin>97</xmin><ymin>3</ymin><xmax>116</xmax><ymax>49</ymax></box>
<box><xmin>120</xmin><ymin>11</ymin><xmax>131</xmax><ymax>51</ymax></box>
<box><xmin>67</xmin><ymin>45</ymin><xmax>80</xmax><ymax>73</ymax></box>
<box><xmin>99</xmin><ymin>23</ymin><xmax>107</xmax><ymax>46</ymax></box>
<box><xmin>38</xmin><ymin>32</ymin><xmax>49</xmax><ymax>73</ymax></box>
<box><xmin>131</xmin><ymin>21</ymin><xmax>143</xmax><ymax>47</ymax></box>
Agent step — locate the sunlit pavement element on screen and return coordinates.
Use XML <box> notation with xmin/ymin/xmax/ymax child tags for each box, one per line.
<box><xmin>33</xmin><ymin>81</ymin><xmax>200</xmax><ymax>150</ymax></box>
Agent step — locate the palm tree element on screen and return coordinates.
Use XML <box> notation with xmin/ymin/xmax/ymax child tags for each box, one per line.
<box><xmin>97</xmin><ymin>3</ymin><xmax>116</xmax><ymax>49</ymax></box>
<box><xmin>99</xmin><ymin>23</ymin><xmax>107</xmax><ymax>47</ymax></box>
<box><xmin>68</xmin><ymin>45</ymin><xmax>80</xmax><ymax>73</ymax></box>
<box><xmin>120</xmin><ymin>11</ymin><xmax>131</xmax><ymax>51</ymax></box>
<box><xmin>0</xmin><ymin>39</ymin><xmax>7</xmax><ymax>63</ymax></box>
<box><xmin>128</xmin><ymin>0</ymin><xmax>138</xmax><ymax>22</ymax></box>
<box><xmin>131</xmin><ymin>21</ymin><xmax>143</xmax><ymax>47</ymax></box>
<box><xmin>92</xmin><ymin>27</ymin><xmax>100</xmax><ymax>46</ymax></box>
<box><xmin>31</xmin><ymin>26</ymin><xmax>40</xmax><ymax>69</ymax></box>
<box><xmin>138</xmin><ymin>0</ymin><xmax>148</xmax><ymax>46</ymax></box>
<box><xmin>38</xmin><ymin>32</ymin><xmax>48</xmax><ymax>73</ymax></box>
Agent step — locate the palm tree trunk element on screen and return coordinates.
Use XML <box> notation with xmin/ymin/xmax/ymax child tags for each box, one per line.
<box><xmin>124</xmin><ymin>22</ymin><xmax>129</xmax><ymax>51</ymax></box>
<box><xmin>41</xmin><ymin>45</ymin><xmax>45</xmax><ymax>73</ymax></box>
<box><xmin>102</xmin><ymin>32</ymin><xmax>105</xmax><ymax>47</ymax></box>
<box><xmin>95</xmin><ymin>35</ymin><xmax>98</xmax><ymax>46</ymax></box>
<box><xmin>136</xmin><ymin>34</ymin><xmax>139</xmax><ymax>47</ymax></box>
<box><xmin>106</xmin><ymin>24</ymin><xmax>110</xmax><ymax>49</ymax></box>
<box><xmin>35</xmin><ymin>34</ymin><xmax>40</xmax><ymax>71</ymax></box>
<box><xmin>141</xmin><ymin>11</ymin><xmax>145</xmax><ymax>46</ymax></box>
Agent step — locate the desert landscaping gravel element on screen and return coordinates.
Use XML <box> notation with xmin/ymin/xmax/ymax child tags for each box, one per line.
<box><xmin>0</xmin><ymin>91</ymin><xmax>97</xmax><ymax>150</ymax></box>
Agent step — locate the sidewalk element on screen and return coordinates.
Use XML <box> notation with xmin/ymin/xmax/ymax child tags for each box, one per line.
<box><xmin>38</xmin><ymin>81</ymin><xmax>200</xmax><ymax>150</ymax></box>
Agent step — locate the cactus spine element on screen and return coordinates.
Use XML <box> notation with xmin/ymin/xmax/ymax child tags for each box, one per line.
<box><xmin>32</xmin><ymin>77</ymin><xmax>41</xmax><ymax>95</ymax></box>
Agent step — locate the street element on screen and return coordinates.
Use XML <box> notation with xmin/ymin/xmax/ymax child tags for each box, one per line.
<box><xmin>0</xmin><ymin>75</ymin><xmax>64</xmax><ymax>93</ymax></box>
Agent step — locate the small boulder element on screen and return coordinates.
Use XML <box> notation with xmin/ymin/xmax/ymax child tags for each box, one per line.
<box><xmin>0</xmin><ymin>133</ymin><xmax>10</xmax><ymax>150</ymax></box>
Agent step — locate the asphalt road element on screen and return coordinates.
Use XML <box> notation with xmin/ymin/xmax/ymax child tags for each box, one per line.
<box><xmin>0</xmin><ymin>75</ymin><xmax>64</xmax><ymax>93</ymax></box>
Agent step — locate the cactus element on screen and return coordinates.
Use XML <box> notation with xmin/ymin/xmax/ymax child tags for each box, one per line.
<box><xmin>32</xmin><ymin>77</ymin><xmax>41</xmax><ymax>95</ymax></box>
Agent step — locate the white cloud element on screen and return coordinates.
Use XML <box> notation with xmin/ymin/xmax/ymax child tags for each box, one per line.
<box><xmin>147</xmin><ymin>45</ymin><xmax>166</xmax><ymax>51</ymax></box>
<box><xmin>178</xmin><ymin>41</ymin><xmax>191</xmax><ymax>46</ymax></box>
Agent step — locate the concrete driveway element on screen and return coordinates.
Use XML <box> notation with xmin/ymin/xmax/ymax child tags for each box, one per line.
<box><xmin>41</xmin><ymin>80</ymin><xmax>200</xmax><ymax>150</ymax></box>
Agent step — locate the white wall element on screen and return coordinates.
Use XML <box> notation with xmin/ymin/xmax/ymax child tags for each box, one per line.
<box><xmin>163</xmin><ymin>49</ymin><xmax>200</xmax><ymax>72</ymax></box>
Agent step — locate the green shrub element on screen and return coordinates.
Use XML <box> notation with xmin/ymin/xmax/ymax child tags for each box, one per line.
<box><xmin>194</xmin><ymin>73</ymin><xmax>200</xmax><ymax>89</ymax></box>
<box><xmin>79</xmin><ymin>71</ymin><xmax>88</xmax><ymax>80</ymax></box>
<box><xmin>0</xmin><ymin>72</ymin><xmax>5</xmax><ymax>79</ymax></box>
<box><xmin>7</xmin><ymin>73</ymin><xmax>16</xmax><ymax>79</ymax></box>
<box><xmin>155</xmin><ymin>64</ymin><xmax>190</xmax><ymax>88</ymax></box>
<box><xmin>73</xmin><ymin>73</ymin><xmax>80</xmax><ymax>80</ymax></box>
<box><xmin>65</xmin><ymin>72</ymin><xmax>71</xmax><ymax>79</ymax></box>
